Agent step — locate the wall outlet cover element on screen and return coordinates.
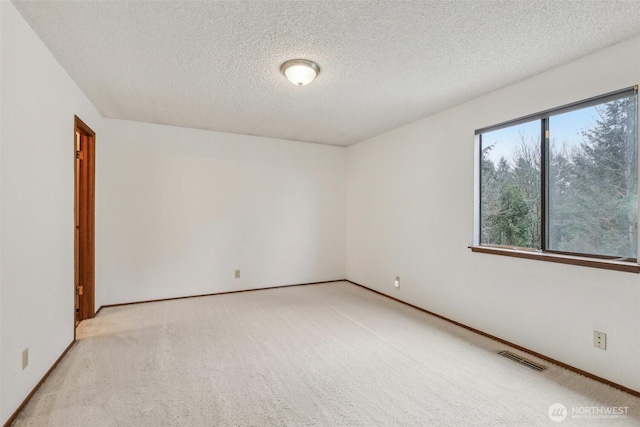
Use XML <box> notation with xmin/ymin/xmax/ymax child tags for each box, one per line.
<box><xmin>22</xmin><ymin>348</ymin><xmax>29</xmax><ymax>370</ymax></box>
<box><xmin>593</xmin><ymin>331</ymin><xmax>606</xmax><ymax>350</ymax></box>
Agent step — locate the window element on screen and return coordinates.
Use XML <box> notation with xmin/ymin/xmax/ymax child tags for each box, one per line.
<box><xmin>476</xmin><ymin>87</ymin><xmax>638</xmax><ymax>267</ymax></box>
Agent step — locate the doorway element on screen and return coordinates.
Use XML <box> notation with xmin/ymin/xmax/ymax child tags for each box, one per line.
<box><xmin>74</xmin><ymin>116</ymin><xmax>95</xmax><ymax>326</ymax></box>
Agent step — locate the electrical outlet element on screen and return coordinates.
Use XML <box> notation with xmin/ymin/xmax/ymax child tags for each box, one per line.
<box><xmin>394</xmin><ymin>276</ymin><xmax>400</xmax><ymax>288</ymax></box>
<box><xmin>22</xmin><ymin>348</ymin><xmax>29</xmax><ymax>370</ymax></box>
<box><xmin>235</xmin><ymin>269</ymin><xmax>240</xmax><ymax>279</ymax></box>
<box><xmin>593</xmin><ymin>331</ymin><xmax>606</xmax><ymax>350</ymax></box>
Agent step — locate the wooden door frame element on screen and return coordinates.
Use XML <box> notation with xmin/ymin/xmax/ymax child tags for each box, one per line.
<box><xmin>74</xmin><ymin>115</ymin><xmax>96</xmax><ymax>332</ymax></box>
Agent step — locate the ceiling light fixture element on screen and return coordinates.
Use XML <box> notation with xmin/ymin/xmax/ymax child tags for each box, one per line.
<box><xmin>280</xmin><ymin>59</ymin><xmax>320</xmax><ymax>87</ymax></box>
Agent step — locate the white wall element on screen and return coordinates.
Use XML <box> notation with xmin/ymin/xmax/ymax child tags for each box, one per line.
<box><xmin>347</xmin><ymin>36</ymin><xmax>640</xmax><ymax>392</ymax></box>
<box><xmin>0</xmin><ymin>1</ymin><xmax>103</xmax><ymax>424</ymax></box>
<box><xmin>0</xmin><ymin>2</ymin><xmax>4</xmax><ymax>419</ymax></box>
<box><xmin>96</xmin><ymin>119</ymin><xmax>346</xmax><ymax>306</ymax></box>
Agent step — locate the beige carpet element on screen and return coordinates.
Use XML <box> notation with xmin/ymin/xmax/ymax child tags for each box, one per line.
<box><xmin>12</xmin><ymin>281</ymin><xmax>640</xmax><ymax>426</ymax></box>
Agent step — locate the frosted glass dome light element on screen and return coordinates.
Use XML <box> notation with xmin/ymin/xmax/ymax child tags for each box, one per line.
<box><xmin>281</xmin><ymin>59</ymin><xmax>320</xmax><ymax>87</ymax></box>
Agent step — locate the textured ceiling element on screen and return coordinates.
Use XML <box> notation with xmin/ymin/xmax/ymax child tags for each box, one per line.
<box><xmin>12</xmin><ymin>0</ymin><xmax>640</xmax><ymax>146</ymax></box>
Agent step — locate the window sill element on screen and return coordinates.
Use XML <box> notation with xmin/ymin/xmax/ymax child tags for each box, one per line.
<box><xmin>469</xmin><ymin>246</ymin><xmax>640</xmax><ymax>273</ymax></box>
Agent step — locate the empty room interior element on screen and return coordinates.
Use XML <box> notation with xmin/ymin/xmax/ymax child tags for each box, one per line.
<box><xmin>2</xmin><ymin>1</ymin><xmax>640</xmax><ymax>425</ymax></box>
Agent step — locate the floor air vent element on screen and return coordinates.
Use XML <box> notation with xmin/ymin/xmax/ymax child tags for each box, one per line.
<box><xmin>498</xmin><ymin>350</ymin><xmax>546</xmax><ymax>371</ymax></box>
